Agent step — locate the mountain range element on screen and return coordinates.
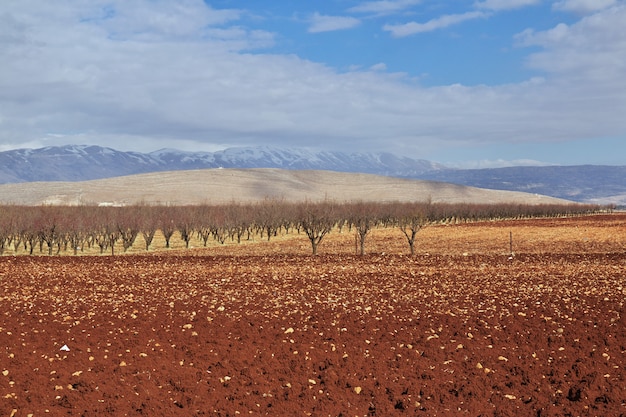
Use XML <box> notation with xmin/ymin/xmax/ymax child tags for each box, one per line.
<box><xmin>0</xmin><ymin>145</ymin><xmax>441</xmax><ymax>182</ymax></box>
<box><xmin>0</xmin><ymin>145</ymin><xmax>624</xmax><ymax>206</ymax></box>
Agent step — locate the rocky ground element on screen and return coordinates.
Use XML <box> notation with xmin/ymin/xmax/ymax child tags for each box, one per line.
<box><xmin>1</xmin><ymin>215</ymin><xmax>625</xmax><ymax>416</ymax></box>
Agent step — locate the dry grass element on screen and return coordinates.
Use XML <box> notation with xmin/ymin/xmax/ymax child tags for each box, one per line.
<box><xmin>0</xmin><ymin>168</ymin><xmax>571</xmax><ymax>206</ymax></box>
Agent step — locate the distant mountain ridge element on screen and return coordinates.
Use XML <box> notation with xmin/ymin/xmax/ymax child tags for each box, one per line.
<box><xmin>0</xmin><ymin>145</ymin><xmax>624</xmax><ymax>205</ymax></box>
<box><xmin>416</xmin><ymin>165</ymin><xmax>626</xmax><ymax>206</ymax></box>
<box><xmin>0</xmin><ymin>145</ymin><xmax>443</xmax><ymax>183</ymax></box>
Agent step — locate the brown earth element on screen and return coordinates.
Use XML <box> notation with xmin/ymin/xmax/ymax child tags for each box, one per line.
<box><xmin>1</xmin><ymin>214</ymin><xmax>626</xmax><ymax>416</ymax></box>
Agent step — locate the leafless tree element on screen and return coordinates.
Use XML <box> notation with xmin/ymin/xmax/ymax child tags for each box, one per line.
<box><xmin>157</xmin><ymin>206</ymin><xmax>176</xmax><ymax>248</ymax></box>
<box><xmin>176</xmin><ymin>206</ymin><xmax>196</xmax><ymax>249</ymax></box>
<box><xmin>138</xmin><ymin>205</ymin><xmax>159</xmax><ymax>251</ymax></box>
<box><xmin>88</xmin><ymin>207</ymin><xmax>120</xmax><ymax>255</ymax></box>
<box><xmin>61</xmin><ymin>206</ymin><xmax>90</xmax><ymax>255</ymax></box>
<box><xmin>0</xmin><ymin>206</ymin><xmax>13</xmax><ymax>255</ymax></box>
<box><xmin>227</xmin><ymin>203</ymin><xmax>253</xmax><ymax>244</ymax></box>
<box><xmin>256</xmin><ymin>199</ymin><xmax>285</xmax><ymax>241</ymax></box>
<box><xmin>115</xmin><ymin>207</ymin><xmax>140</xmax><ymax>252</ymax></box>
<box><xmin>33</xmin><ymin>206</ymin><xmax>62</xmax><ymax>255</ymax></box>
<box><xmin>194</xmin><ymin>205</ymin><xmax>214</xmax><ymax>246</ymax></box>
<box><xmin>346</xmin><ymin>201</ymin><xmax>380</xmax><ymax>256</ymax></box>
<box><xmin>298</xmin><ymin>200</ymin><xmax>337</xmax><ymax>255</ymax></box>
<box><xmin>395</xmin><ymin>201</ymin><xmax>431</xmax><ymax>255</ymax></box>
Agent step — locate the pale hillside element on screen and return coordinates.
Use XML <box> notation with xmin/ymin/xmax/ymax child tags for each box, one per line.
<box><xmin>0</xmin><ymin>168</ymin><xmax>572</xmax><ymax>206</ymax></box>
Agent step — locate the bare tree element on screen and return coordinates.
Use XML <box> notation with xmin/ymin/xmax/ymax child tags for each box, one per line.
<box><xmin>227</xmin><ymin>203</ymin><xmax>252</xmax><ymax>244</ymax></box>
<box><xmin>92</xmin><ymin>229</ymin><xmax>109</xmax><ymax>254</ymax></box>
<box><xmin>209</xmin><ymin>205</ymin><xmax>229</xmax><ymax>244</ymax></box>
<box><xmin>116</xmin><ymin>207</ymin><xmax>140</xmax><ymax>252</ymax></box>
<box><xmin>347</xmin><ymin>201</ymin><xmax>378</xmax><ymax>256</ymax></box>
<box><xmin>88</xmin><ymin>207</ymin><xmax>120</xmax><ymax>255</ymax></box>
<box><xmin>157</xmin><ymin>206</ymin><xmax>176</xmax><ymax>248</ymax></box>
<box><xmin>106</xmin><ymin>223</ymin><xmax>121</xmax><ymax>255</ymax></box>
<box><xmin>396</xmin><ymin>202</ymin><xmax>430</xmax><ymax>255</ymax></box>
<box><xmin>33</xmin><ymin>206</ymin><xmax>63</xmax><ymax>255</ymax></box>
<box><xmin>10</xmin><ymin>207</ymin><xmax>29</xmax><ymax>253</ymax></box>
<box><xmin>0</xmin><ymin>206</ymin><xmax>13</xmax><ymax>255</ymax></box>
<box><xmin>256</xmin><ymin>199</ymin><xmax>284</xmax><ymax>241</ymax></box>
<box><xmin>194</xmin><ymin>205</ymin><xmax>214</xmax><ymax>246</ymax></box>
<box><xmin>15</xmin><ymin>207</ymin><xmax>39</xmax><ymax>255</ymax></box>
<box><xmin>298</xmin><ymin>200</ymin><xmax>336</xmax><ymax>255</ymax></box>
<box><xmin>61</xmin><ymin>206</ymin><xmax>89</xmax><ymax>255</ymax></box>
<box><xmin>176</xmin><ymin>206</ymin><xmax>195</xmax><ymax>249</ymax></box>
<box><xmin>138</xmin><ymin>205</ymin><xmax>159</xmax><ymax>251</ymax></box>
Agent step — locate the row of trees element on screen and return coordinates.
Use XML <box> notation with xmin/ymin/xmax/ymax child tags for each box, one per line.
<box><xmin>0</xmin><ymin>200</ymin><xmax>607</xmax><ymax>256</ymax></box>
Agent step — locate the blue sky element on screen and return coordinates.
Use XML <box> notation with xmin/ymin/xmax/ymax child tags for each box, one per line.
<box><xmin>0</xmin><ymin>0</ymin><xmax>625</xmax><ymax>167</ymax></box>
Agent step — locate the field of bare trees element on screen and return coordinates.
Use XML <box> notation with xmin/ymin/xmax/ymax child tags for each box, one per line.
<box><xmin>0</xmin><ymin>201</ymin><xmax>605</xmax><ymax>257</ymax></box>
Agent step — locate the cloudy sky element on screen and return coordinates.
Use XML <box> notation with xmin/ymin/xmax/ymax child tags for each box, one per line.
<box><xmin>1</xmin><ymin>0</ymin><xmax>625</xmax><ymax>167</ymax></box>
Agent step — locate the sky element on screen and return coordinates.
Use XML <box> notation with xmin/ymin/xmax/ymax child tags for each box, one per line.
<box><xmin>1</xmin><ymin>0</ymin><xmax>625</xmax><ymax>168</ymax></box>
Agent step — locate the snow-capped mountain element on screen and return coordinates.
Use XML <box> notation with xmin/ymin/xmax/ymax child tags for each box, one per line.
<box><xmin>1</xmin><ymin>145</ymin><xmax>624</xmax><ymax>205</ymax></box>
<box><xmin>0</xmin><ymin>144</ymin><xmax>443</xmax><ymax>183</ymax></box>
<box><xmin>150</xmin><ymin>146</ymin><xmax>444</xmax><ymax>175</ymax></box>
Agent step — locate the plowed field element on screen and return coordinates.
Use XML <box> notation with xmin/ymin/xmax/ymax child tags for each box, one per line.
<box><xmin>1</xmin><ymin>214</ymin><xmax>625</xmax><ymax>416</ymax></box>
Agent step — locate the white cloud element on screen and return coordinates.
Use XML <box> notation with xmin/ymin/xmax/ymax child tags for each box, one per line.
<box><xmin>89</xmin><ymin>0</ymin><xmax>244</xmax><ymax>41</ymax></box>
<box><xmin>552</xmin><ymin>0</ymin><xmax>618</xmax><ymax>14</ymax></box>
<box><xmin>370</xmin><ymin>63</ymin><xmax>388</xmax><ymax>71</ymax></box>
<box><xmin>474</xmin><ymin>0</ymin><xmax>541</xmax><ymax>11</ymax></box>
<box><xmin>0</xmin><ymin>1</ymin><xmax>625</xmax><ymax>161</ymax></box>
<box><xmin>383</xmin><ymin>11</ymin><xmax>487</xmax><ymax>37</ymax></box>
<box><xmin>348</xmin><ymin>0</ymin><xmax>422</xmax><ymax>14</ymax></box>
<box><xmin>308</xmin><ymin>13</ymin><xmax>361</xmax><ymax>33</ymax></box>
<box><xmin>516</xmin><ymin>5</ymin><xmax>626</xmax><ymax>81</ymax></box>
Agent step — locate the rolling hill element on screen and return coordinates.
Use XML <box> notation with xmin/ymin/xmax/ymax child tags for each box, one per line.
<box><xmin>0</xmin><ymin>168</ymin><xmax>572</xmax><ymax>206</ymax></box>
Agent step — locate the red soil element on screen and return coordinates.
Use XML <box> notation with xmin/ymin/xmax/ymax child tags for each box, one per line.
<box><xmin>1</xmin><ymin>215</ymin><xmax>626</xmax><ymax>416</ymax></box>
